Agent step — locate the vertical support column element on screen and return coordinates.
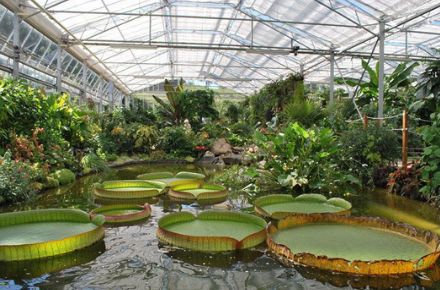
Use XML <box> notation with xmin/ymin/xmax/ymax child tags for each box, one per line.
<box><xmin>12</xmin><ymin>13</ymin><xmax>20</xmax><ymax>78</ymax></box>
<box><xmin>329</xmin><ymin>49</ymin><xmax>335</xmax><ymax>105</ymax></box>
<box><xmin>299</xmin><ymin>63</ymin><xmax>304</xmax><ymax>77</ymax></box>
<box><xmin>108</xmin><ymin>81</ymin><xmax>114</xmax><ymax>110</ymax></box>
<box><xmin>405</xmin><ymin>31</ymin><xmax>408</xmax><ymax>56</ymax></box>
<box><xmin>56</xmin><ymin>45</ymin><xmax>62</xmax><ymax>92</ymax></box>
<box><xmin>98</xmin><ymin>79</ymin><xmax>103</xmax><ymax>112</ymax></box>
<box><xmin>378</xmin><ymin>18</ymin><xmax>385</xmax><ymax>124</ymax></box>
<box><xmin>402</xmin><ymin>110</ymin><xmax>408</xmax><ymax>171</ymax></box>
<box><xmin>81</xmin><ymin>62</ymin><xmax>87</xmax><ymax>106</ymax></box>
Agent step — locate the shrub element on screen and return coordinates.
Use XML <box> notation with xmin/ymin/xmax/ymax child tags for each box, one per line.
<box><xmin>255</xmin><ymin>122</ymin><xmax>360</xmax><ymax>195</ymax></box>
<box><xmin>51</xmin><ymin>168</ymin><xmax>76</xmax><ymax>185</ymax></box>
<box><xmin>158</xmin><ymin>126</ymin><xmax>195</xmax><ymax>157</ymax></box>
<box><xmin>420</xmin><ymin>111</ymin><xmax>440</xmax><ymax>199</ymax></box>
<box><xmin>0</xmin><ymin>150</ymin><xmax>38</xmax><ymax>203</ymax></box>
<box><xmin>339</xmin><ymin>124</ymin><xmax>400</xmax><ymax>186</ymax></box>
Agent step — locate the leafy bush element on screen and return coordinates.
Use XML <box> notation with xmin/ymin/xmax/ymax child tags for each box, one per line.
<box><xmin>158</xmin><ymin>126</ymin><xmax>195</xmax><ymax>157</ymax></box>
<box><xmin>420</xmin><ymin>111</ymin><xmax>440</xmax><ymax>198</ymax></box>
<box><xmin>280</xmin><ymin>99</ymin><xmax>323</xmax><ymax>128</ymax></box>
<box><xmin>339</xmin><ymin>124</ymin><xmax>400</xmax><ymax>186</ymax></box>
<box><xmin>255</xmin><ymin>122</ymin><xmax>360</xmax><ymax>195</ymax></box>
<box><xmin>0</xmin><ymin>150</ymin><xmax>38</xmax><ymax>203</ymax></box>
<box><xmin>51</xmin><ymin>168</ymin><xmax>75</xmax><ymax>185</ymax></box>
<box><xmin>80</xmin><ymin>153</ymin><xmax>109</xmax><ymax>174</ymax></box>
<box><xmin>134</xmin><ymin>125</ymin><xmax>158</xmax><ymax>150</ymax></box>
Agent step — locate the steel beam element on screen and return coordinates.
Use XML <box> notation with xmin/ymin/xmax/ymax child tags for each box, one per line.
<box><xmin>108</xmin><ymin>80</ymin><xmax>114</xmax><ymax>109</ymax></box>
<box><xmin>378</xmin><ymin>19</ymin><xmax>385</xmax><ymax>121</ymax></box>
<box><xmin>82</xmin><ymin>62</ymin><xmax>87</xmax><ymax>105</ymax></box>
<box><xmin>79</xmin><ymin>40</ymin><xmax>440</xmax><ymax>61</ymax></box>
<box><xmin>56</xmin><ymin>44</ymin><xmax>62</xmax><ymax>92</ymax></box>
<box><xmin>47</xmin><ymin>10</ymin><xmax>362</xmax><ymax>28</ymax></box>
<box><xmin>329</xmin><ymin>49</ymin><xmax>334</xmax><ymax>105</ymax></box>
<box><xmin>12</xmin><ymin>12</ymin><xmax>20</xmax><ymax>78</ymax></box>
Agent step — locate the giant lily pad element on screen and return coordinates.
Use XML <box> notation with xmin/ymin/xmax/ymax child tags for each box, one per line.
<box><xmin>0</xmin><ymin>209</ymin><xmax>105</xmax><ymax>261</ymax></box>
<box><xmin>94</xmin><ymin>180</ymin><xmax>166</xmax><ymax>199</ymax></box>
<box><xmin>254</xmin><ymin>194</ymin><xmax>351</xmax><ymax>219</ymax></box>
<box><xmin>137</xmin><ymin>171</ymin><xmax>205</xmax><ymax>187</ymax></box>
<box><xmin>267</xmin><ymin>214</ymin><xmax>440</xmax><ymax>275</ymax></box>
<box><xmin>157</xmin><ymin>211</ymin><xmax>267</xmax><ymax>252</ymax></box>
<box><xmin>90</xmin><ymin>203</ymin><xmax>151</xmax><ymax>224</ymax></box>
<box><xmin>0</xmin><ymin>240</ymin><xmax>105</xmax><ymax>278</ymax></box>
<box><xmin>169</xmin><ymin>182</ymin><xmax>228</xmax><ymax>204</ymax></box>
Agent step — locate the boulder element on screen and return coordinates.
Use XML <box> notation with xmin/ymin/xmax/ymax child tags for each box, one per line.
<box><xmin>221</xmin><ymin>153</ymin><xmax>242</xmax><ymax>165</ymax></box>
<box><xmin>211</xmin><ymin>138</ymin><xmax>232</xmax><ymax>155</ymax></box>
<box><xmin>203</xmin><ymin>151</ymin><xmax>215</xmax><ymax>158</ymax></box>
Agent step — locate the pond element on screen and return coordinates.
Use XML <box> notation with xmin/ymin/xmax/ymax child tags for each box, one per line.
<box><xmin>1</xmin><ymin>163</ymin><xmax>440</xmax><ymax>289</ymax></box>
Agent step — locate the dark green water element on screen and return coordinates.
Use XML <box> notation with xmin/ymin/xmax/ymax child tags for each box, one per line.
<box><xmin>1</xmin><ymin>163</ymin><xmax>440</xmax><ymax>289</ymax></box>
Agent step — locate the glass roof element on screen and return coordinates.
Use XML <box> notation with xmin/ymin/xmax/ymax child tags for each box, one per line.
<box><xmin>16</xmin><ymin>0</ymin><xmax>440</xmax><ymax>94</ymax></box>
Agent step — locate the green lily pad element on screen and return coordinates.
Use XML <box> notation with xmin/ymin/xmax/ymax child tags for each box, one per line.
<box><xmin>0</xmin><ymin>209</ymin><xmax>105</xmax><ymax>261</ymax></box>
<box><xmin>137</xmin><ymin>171</ymin><xmax>205</xmax><ymax>186</ymax></box>
<box><xmin>169</xmin><ymin>182</ymin><xmax>227</xmax><ymax>204</ymax></box>
<box><xmin>267</xmin><ymin>214</ymin><xmax>440</xmax><ymax>275</ymax></box>
<box><xmin>273</xmin><ymin>224</ymin><xmax>430</xmax><ymax>261</ymax></box>
<box><xmin>90</xmin><ymin>203</ymin><xmax>151</xmax><ymax>224</ymax></box>
<box><xmin>254</xmin><ymin>194</ymin><xmax>351</xmax><ymax>219</ymax></box>
<box><xmin>157</xmin><ymin>211</ymin><xmax>267</xmax><ymax>252</ymax></box>
<box><xmin>94</xmin><ymin>180</ymin><xmax>166</xmax><ymax>199</ymax></box>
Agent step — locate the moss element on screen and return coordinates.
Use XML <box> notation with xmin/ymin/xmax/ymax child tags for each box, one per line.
<box><xmin>52</xmin><ymin>169</ymin><xmax>76</xmax><ymax>185</ymax></box>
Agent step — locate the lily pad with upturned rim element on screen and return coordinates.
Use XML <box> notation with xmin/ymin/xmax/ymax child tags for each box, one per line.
<box><xmin>267</xmin><ymin>213</ymin><xmax>440</xmax><ymax>275</ymax></box>
<box><xmin>137</xmin><ymin>171</ymin><xmax>205</xmax><ymax>187</ymax></box>
<box><xmin>0</xmin><ymin>209</ymin><xmax>105</xmax><ymax>261</ymax></box>
<box><xmin>90</xmin><ymin>203</ymin><xmax>151</xmax><ymax>224</ymax></box>
<box><xmin>157</xmin><ymin>211</ymin><xmax>267</xmax><ymax>252</ymax></box>
<box><xmin>254</xmin><ymin>194</ymin><xmax>351</xmax><ymax>219</ymax></box>
<box><xmin>169</xmin><ymin>182</ymin><xmax>228</xmax><ymax>204</ymax></box>
<box><xmin>93</xmin><ymin>180</ymin><xmax>166</xmax><ymax>199</ymax></box>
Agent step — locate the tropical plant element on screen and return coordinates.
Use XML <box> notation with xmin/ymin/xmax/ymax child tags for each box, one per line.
<box><xmin>255</xmin><ymin>122</ymin><xmax>360</xmax><ymax>194</ymax></box>
<box><xmin>417</xmin><ymin>55</ymin><xmax>440</xmax><ymax>100</ymax></box>
<box><xmin>158</xmin><ymin>126</ymin><xmax>195</xmax><ymax>157</ymax></box>
<box><xmin>420</xmin><ymin>111</ymin><xmax>440</xmax><ymax>199</ymax></box>
<box><xmin>0</xmin><ymin>150</ymin><xmax>38</xmax><ymax>203</ymax></box>
<box><xmin>336</xmin><ymin>60</ymin><xmax>419</xmax><ymax>108</ymax></box>
<box><xmin>153</xmin><ymin>78</ymin><xmax>185</xmax><ymax>125</ymax></box>
<box><xmin>339</xmin><ymin>124</ymin><xmax>400</xmax><ymax>186</ymax></box>
<box><xmin>134</xmin><ymin>125</ymin><xmax>158</xmax><ymax>150</ymax></box>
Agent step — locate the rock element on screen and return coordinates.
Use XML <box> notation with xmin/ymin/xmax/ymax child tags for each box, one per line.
<box><xmin>241</xmin><ymin>155</ymin><xmax>253</xmax><ymax>165</ymax></box>
<box><xmin>247</xmin><ymin>144</ymin><xmax>259</xmax><ymax>154</ymax></box>
<box><xmin>258</xmin><ymin>160</ymin><xmax>266</xmax><ymax>169</ymax></box>
<box><xmin>221</xmin><ymin>153</ymin><xmax>242</xmax><ymax>165</ymax></box>
<box><xmin>203</xmin><ymin>151</ymin><xmax>215</xmax><ymax>158</ymax></box>
<box><xmin>211</xmin><ymin>138</ymin><xmax>232</xmax><ymax>155</ymax></box>
<box><xmin>232</xmin><ymin>146</ymin><xmax>244</xmax><ymax>153</ymax></box>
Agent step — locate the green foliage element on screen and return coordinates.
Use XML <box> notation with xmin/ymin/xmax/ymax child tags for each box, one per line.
<box><xmin>158</xmin><ymin>126</ymin><xmax>195</xmax><ymax>157</ymax></box>
<box><xmin>339</xmin><ymin>124</ymin><xmax>400</xmax><ymax>186</ymax></box>
<box><xmin>417</xmin><ymin>56</ymin><xmax>440</xmax><ymax>100</ymax></box>
<box><xmin>0</xmin><ymin>150</ymin><xmax>38</xmax><ymax>202</ymax></box>
<box><xmin>153</xmin><ymin>78</ymin><xmax>185</xmax><ymax>125</ymax></box>
<box><xmin>223</xmin><ymin>101</ymin><xmax>242</xmax><ymax>124</ymax></box>
<box><xmin>336</xmin><ymin>60</ymin><xmax>419</xmax><ymax>108</ymax></box>
<box><xmin>134</xmin><ymin>125</ymin><xmax>158</xmax><ymax>149</ymax></box>
<box><xmin>248</xmin><ymin>74</ymin><xmax>304</xmax><ymax>124</ymax></box>
<box><xmin>280</xmin><ymin>99</ymin><xmax>323</xmax><ymax>128</ymax></box>
<box><xmin>51</xmin><ymin>168</ymin><xmax>75</xmax><ymax>185</ymax></box>
<box><xmin>420</xmin><ymin>111</ymin><xmax>440</xmax><ymax>198</ymax></box>
<box><xmin>255</xmin><ymin>122</ymin><xmax>360</xmax><ymax>194</ymax></box>
<box><xmin>153</xmin><ymin>80</ymin><xmax>219</xmax><ymax>129</ymax></box>
<box><xmin>80</xmin><ymin>153</ymin><xmax>108</xmax><ymax>174</ymax></box>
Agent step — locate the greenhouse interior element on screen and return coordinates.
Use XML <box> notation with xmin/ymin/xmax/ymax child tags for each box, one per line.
<box><xmin>0</xmin><ymin>0</ymin><xmax>440</xmax><ymax>289</ymax></box>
